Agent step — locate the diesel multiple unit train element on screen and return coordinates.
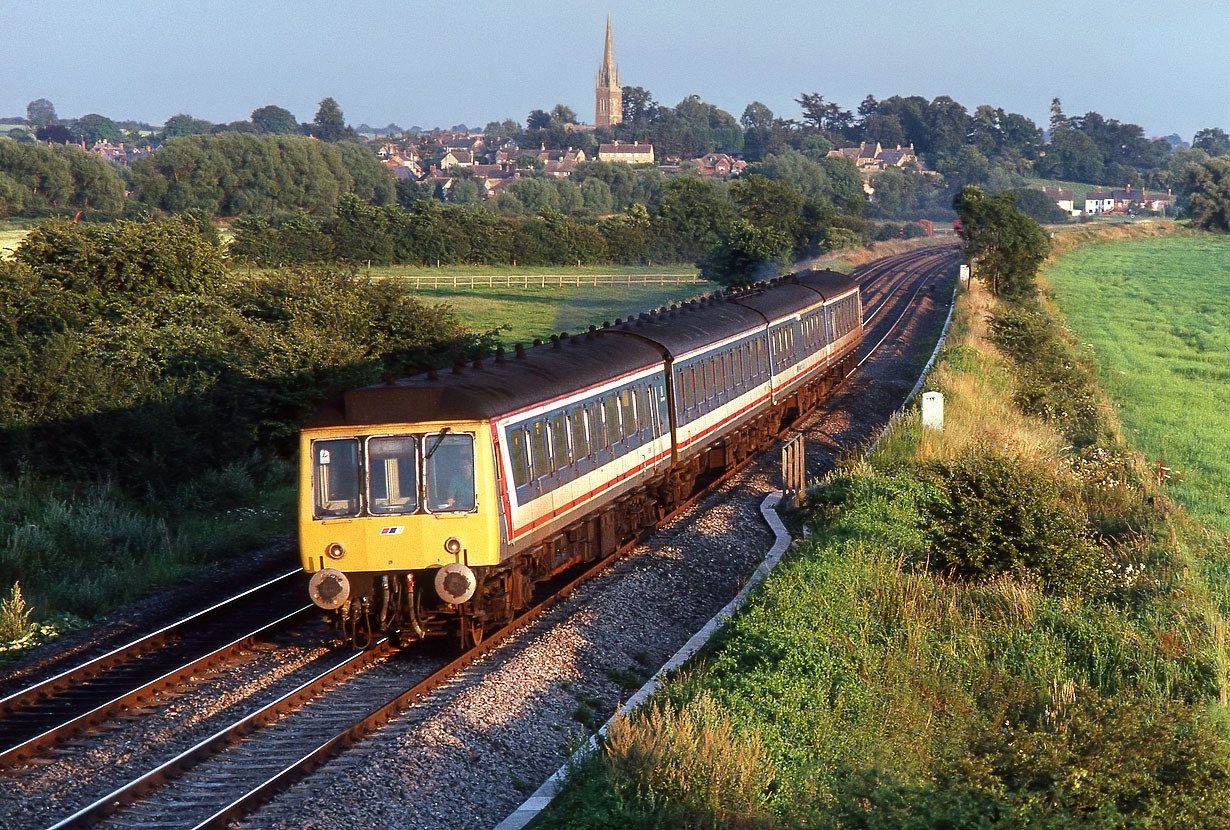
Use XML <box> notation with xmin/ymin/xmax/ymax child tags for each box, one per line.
<box><xmin>300</xmin><ymin>269</ymin><xmax>862</xmax><ymax>647</ymax></box>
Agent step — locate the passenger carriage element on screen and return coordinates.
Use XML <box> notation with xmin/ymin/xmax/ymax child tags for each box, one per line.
<box><xmin>299</xmin><ymin>270</ymin><xmax>861</xmax><ymax>647</ymax></box>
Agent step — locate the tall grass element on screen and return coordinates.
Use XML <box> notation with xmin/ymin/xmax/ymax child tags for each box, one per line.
<box><xmin>0</xmin><ymin>455</ymin><xmax>294</xmax><ymax>637</ymax></box>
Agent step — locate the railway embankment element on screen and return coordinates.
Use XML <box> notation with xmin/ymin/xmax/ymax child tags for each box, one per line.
<box><xmin>534</xmin><ymin>235</ymin><xmax>1230</xmax><ymax>827</ymax></box>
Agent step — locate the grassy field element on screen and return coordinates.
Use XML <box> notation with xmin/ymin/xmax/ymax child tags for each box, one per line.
<box><xmin>1044</xmin><ymin>235</ymin><xmax>1230</xmax><ymax>531</ymax></box>
<box><xmin>407</xmin><ymin>281</ymin><xmax>714</xmax><ymax>345</ymax></box>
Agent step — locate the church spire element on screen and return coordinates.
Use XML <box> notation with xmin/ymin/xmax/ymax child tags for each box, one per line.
<box><xmin>595</xmin><ymin>15</ymin><xmax>622</xmax><ymax>127</ymax></box>
<box><xmin>599</xmin><ymin>14</ymin><xmax>617</xmax><ymax>88</ymax></box>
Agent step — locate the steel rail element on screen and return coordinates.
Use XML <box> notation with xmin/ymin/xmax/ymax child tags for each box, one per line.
<box><xmin>0</xmin><ymin>569</ymin><xmax>304</xmax><ymax>768</ymax></box>
<box><xmin>0</xmin><ymin>569</ymin><xmax>301</xmax><ymax>716</ymax></box>
<box><xmin>855</xmin><ymin>255</ymin><xmax>956</xmax><ymax>371</ymax></box>
<box><xmin>862</xmin><ymin>249</ymin><xmax>958</xmax><ymax>325</ymax></box>
<box><xmin>0</xmin><ymin>604</ymin><xmax>314</xmax><ymax>768</ymax></box>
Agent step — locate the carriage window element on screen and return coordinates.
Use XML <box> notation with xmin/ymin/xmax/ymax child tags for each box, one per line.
<box><xmin>529</xmin><ymin>420</ymin><xmax>550</xmax><ymax>479</ymax></box>
<box><xmin>551</xmin><ymin>411</ymin><xmax>571</xmax><ymax>469</ymax></box>
<box><xmin>570</xmin><ymin>409</ymin><xmax>590</xmax><ymax>460</ymax></box>
<box><xmin>425</xmin><ymin>433</ymin><xmax>475</xmax><ymax>512</ymax></box>
<box><xmin>590</xmin><ymin>403</ymin><xmax>607</xmax><ymax>450</ymax></box>
<box><xmin>367</xmin><ymin>435</ymin><xmax>417</xmax><ymax>515</ymax></box>
<box><xmin>604</xmin><ymin>394</ymin><xmax>621</xmax><ymax>445</ymax></box>
<box><xmin>508</xmin><ymin>427</ymin><xmax>530</xmax><ymax>488</ymax></box>
<box><xmin>313</xmin><ymin>438</ymin><xmax>361</xmax><ymax>518</ymax></box>
<box><xmin>619</xmin><ymin>387</ymin><xmax>637</xmax><ymax>435</ymax></box>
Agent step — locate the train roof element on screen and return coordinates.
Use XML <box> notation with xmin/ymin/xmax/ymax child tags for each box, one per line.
<box><xmin>595</xmin><ymin>269</ymin><xmax>858</xmax><ymax>358</ymax></box>
<box><xmin>307</xmin><ymin>335</ymin><xmax>664</xmax><ymax>428</ymax></box>
<box><xmin>304</xmin><ymin>269</ymin><xmax>860</xmax><ymax>430</ymax></box>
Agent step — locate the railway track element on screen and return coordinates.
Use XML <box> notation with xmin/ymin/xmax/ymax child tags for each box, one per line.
<box><xmin>0</xmin><ymin>570</ymin><xmax>311</xmax><ymax>769</ymax></box>
<box><xmin>2</xmin><ymin>245</ymin><xmax>961</xmax><ymax>829</ymax></box>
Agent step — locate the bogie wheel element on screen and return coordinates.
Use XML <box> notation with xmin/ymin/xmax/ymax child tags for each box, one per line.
<box><xmin>462</xmin><ymin>618</ymin><xmax>485</xmax><ymax>649</ymax></box>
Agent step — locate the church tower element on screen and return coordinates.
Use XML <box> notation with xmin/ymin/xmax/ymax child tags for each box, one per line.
<box><xmin>595</xmin><ymin>15</ymin><xmax>622</xmax><ymax>127</ymax></box>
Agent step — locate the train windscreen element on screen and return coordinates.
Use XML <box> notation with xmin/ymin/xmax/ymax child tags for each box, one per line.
<box><xmin>367</xmin><ymin>435</ymin><xmax>417</xmax><ymax>515</ymax></box>
<box><xmin>313</xmin><ymin>438</ymin><xmax>361</xmax><ymax>518</ymax></box>
<box><xmin>425</xmin><ymin>433</ymin><xmax>476</xmax><ymax>512</ymax></box>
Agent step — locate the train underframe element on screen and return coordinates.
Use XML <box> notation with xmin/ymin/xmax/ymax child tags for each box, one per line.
<box><xmin>324</xmin><ymin>352</ymin><xmax>855</xmax><ymax>649</ymax></box>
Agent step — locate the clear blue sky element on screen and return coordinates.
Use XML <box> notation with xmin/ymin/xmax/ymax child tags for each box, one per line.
<box><xmin>2</xmin><ymin>0</ymin><xmax>1225</xmax><ymax>141</ymax></box>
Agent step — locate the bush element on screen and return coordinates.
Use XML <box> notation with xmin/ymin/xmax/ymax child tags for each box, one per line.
<box><xmin>14</xmin><ymin>215</ymin><xmax>226</xmax><ymax>296</ymax></box>
<box><xmin>987</xmin><ymin>306</ymin><xmax>1109</xmax><ymax>448</ymax></box>
<box><xmin>918</xmin><ymin>449</ymin><xmax>1103</xmax><ymax>594</ymax></box>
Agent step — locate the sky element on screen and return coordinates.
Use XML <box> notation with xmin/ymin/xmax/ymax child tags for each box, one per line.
<box><xmin>2</xmin><ymin>0</ymin><xmax>1226</xmax><ymax>142</ymax></box>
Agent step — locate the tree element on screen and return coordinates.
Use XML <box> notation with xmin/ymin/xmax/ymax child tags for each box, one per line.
<box><xmin>163</xmin><ymin>114</ymin><xmax>213</xmax><ymax>138</ymax></box>
<box><xmin>251</xmin><ymin>105</ymin><xmax>299</xmax><ymax>135</ymax></box>
<box><xmin>654</xmin><ymin>176</ymin><xmax>734</xmax><ymax>259</ymax></box>
<box><xmin>699</xmin><ymin>218</ymin><xmax>790</xmax><ymax>287</ymax></box>
<box><xmin>796</xmin><ymin>92</ymin><xmax>854</xmax><ymax>138</ymax></box>
<box><xmin>741</xmin><ymin>101</ymin><xmax>775</xmax><ymax>161</ymax></box>
<box><xmin>312</xmin><ymin>98</ymin><xmax>346</xmax><ymax>142</ymax></box>
<box><xmin>863</xmin><ymin>113</ymin><xmax>905</xmax><ymax>147</ymax></box>
<box><xmin>1192</xmin><ymin>128</ymin><xmax>1230</xmax><ymax>157</ymax></box>
<box><xmin>924</xmin><ymin>96</ymin><xmax>970</xmax><ymax>160</ymax></box>
<box><xmin>731</xmin><ymin>174</ymin><xmax>804</xmax><ymax>245</ymax></box>
<box><xmin>1048</xmin><ymin>98</ymin><xmax>1069</xmax><ymax>135</ymax></box>
<box><xmin>57</xmin><ymin>146</ymin><xmax>125</xmax><ymax>214</ymax></box>
<box><xmin>952</xmin><ymin>186</ymin><xmax>1050</xmax><ymax>299</ymax></box>
<box><xmin>1045</xmin><ymin>128</ymin><xmax>1104</xmax><ymax>183</ymax></box>
<box><xmin>1009</xmin><ymin>188</ymin><xmax>1069</xmax><ymax>224</ymax></box>
<box><xmin>35</xmin><ymin>124</ymin><xmax>73</xmax><ymax>144</ymax></box>
<box><xmin>73</xmin><ymin>114</ymin><xmax>120</xmax><ymax>144</ymax></box>
<box><xmin>621</xmin><ymin>86</ymin><xmax>657</xmax><ymax>125</ymax></box>
<box><xmin>526</xmin><ymin>109</ymin><xmax>552</xmax><ymax>130</ymax></box>
<box><xmin>26</xmin><ymin>98</ymin><xmax>56</xmax><ymax>127</ymax></box>
<box><xmin>580</xmin><ymin>177</ymin><xmax>613</xmax><ymax>214</ymax></box>
<box><xmin>550</xmin><ymin>104</ymin><xmax>577</xmax><ymax>125</ymax></box>
<box><xmin>1182</xmin><ymin>157</ymin><xmax>1230</xmax><ymax>231</ymax></box>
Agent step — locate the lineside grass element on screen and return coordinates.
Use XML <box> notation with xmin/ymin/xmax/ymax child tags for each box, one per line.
<box><xmin>0</xmin><ymin>459</ymin><xmax>296</xmax><ymax>670</ymax></box>
<box><xmin>535</xmin><ymin>265</ymin><xmax>1230</xmax><ymax>827</ymax></box>
<box><xmin>1043</xmin><ymin>235</ymin><xmax>1230</xmax><ymax>532</ymax></box>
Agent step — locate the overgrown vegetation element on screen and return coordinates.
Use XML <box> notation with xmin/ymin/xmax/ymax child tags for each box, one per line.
<box><xmin>536</xmin><ymin>230</ymin><xmax>1230</xmax><ymax>827</ymax></box>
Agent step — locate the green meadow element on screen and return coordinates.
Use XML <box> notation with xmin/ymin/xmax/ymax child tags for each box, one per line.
<box><xmin>406</xmin><ymin>281</ymin><xmax>714</xmax><ymax>346</ymax></box>
<box><xmin>1044</xmin><ymin>235</ymin><xmax>1230</xmax><ymax>531</ymax></box>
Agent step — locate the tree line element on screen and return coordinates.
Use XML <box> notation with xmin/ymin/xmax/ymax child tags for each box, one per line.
<box><xmin>0</xmin><ymin>132</ymin><xmax>394</xmax><ymax>220</ymax></box>
<box><xmin>229</xmin><ymin>171</ymin><xmax>898</xmax><ymax>286</ymax></box>
<box><xmin>9</xmin><ymin>97</ymin><xmax>362</xmax><ymax>148</ymax></box>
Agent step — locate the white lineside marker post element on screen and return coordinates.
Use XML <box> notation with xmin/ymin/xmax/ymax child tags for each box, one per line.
<box><xmin>959</xmin><ymin>264</ymin><xmax>971</xmax><ymax>289</ymax></box>
<box><xmin>921</xmin><ymin>391</ymin><xmax>944</xmax><ymax>430</ymax></box>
